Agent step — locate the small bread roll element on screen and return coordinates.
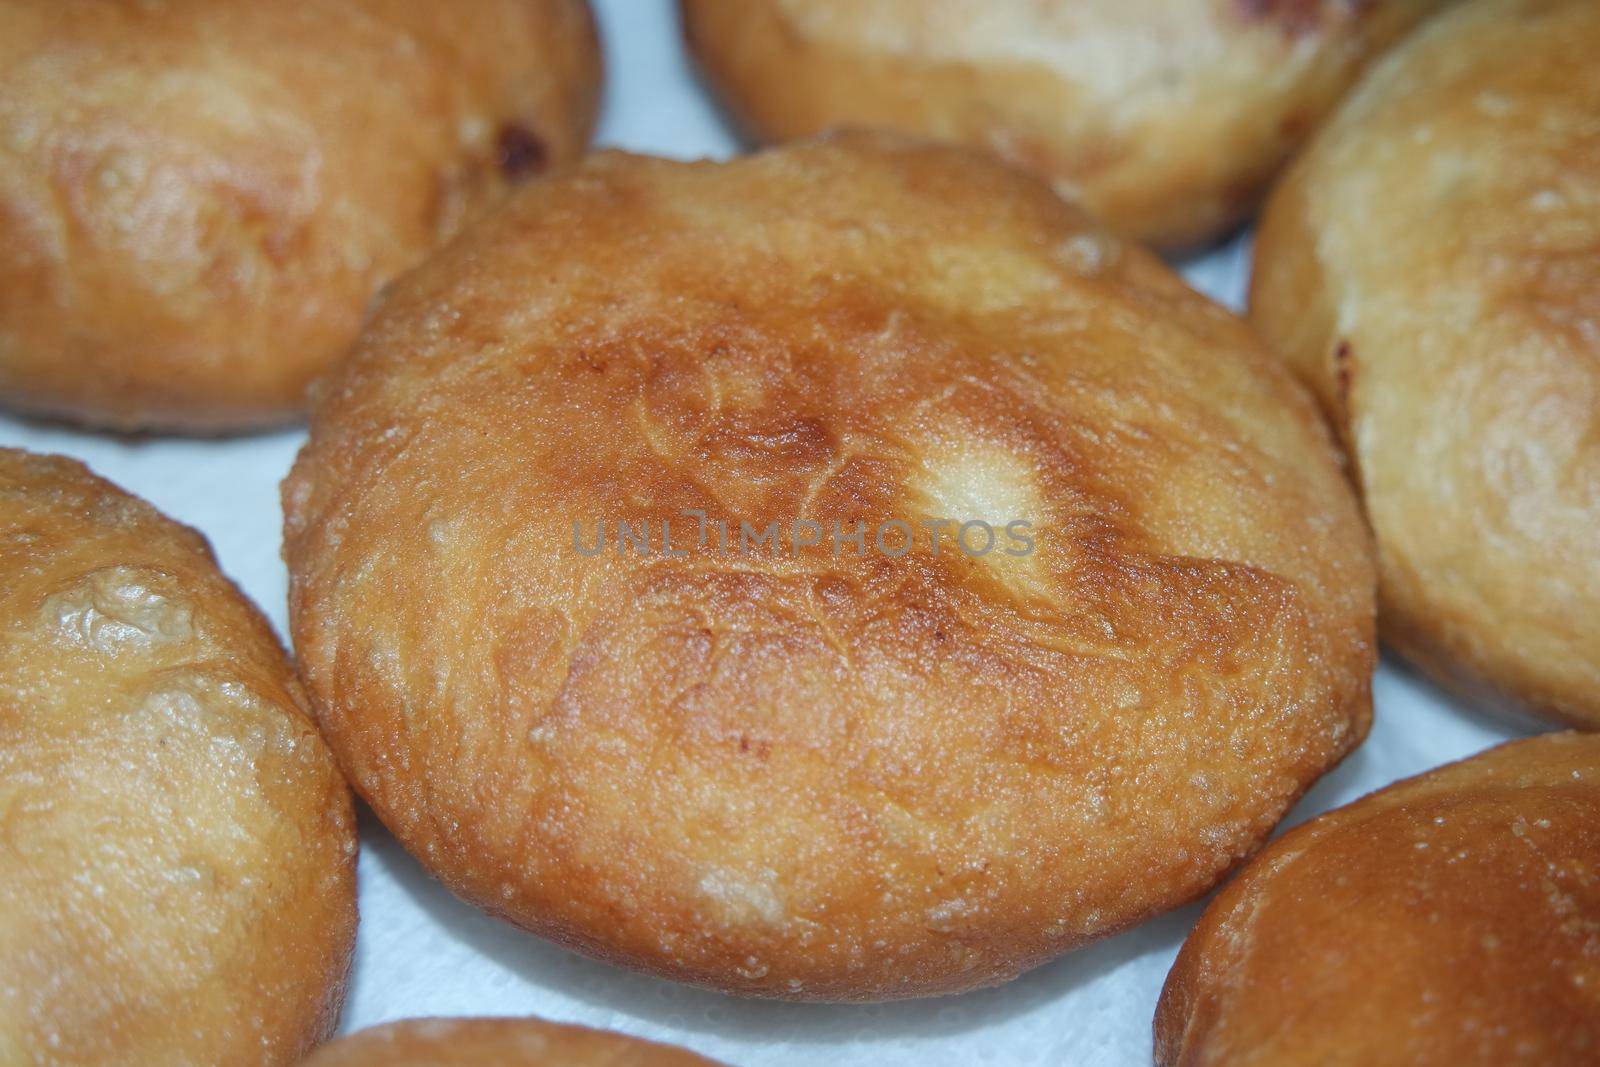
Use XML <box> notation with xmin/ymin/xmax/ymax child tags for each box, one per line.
<box><xmin>1251</xmin><ymin>0</ymin><xmax>1600</xmax><ymax>728</ymax></box>
<box><xmin>1156</xmin><ymin>732</ymin><xmax>1600</xmax><ymax>1066</ymax></box>
<box><xmin>0</xmin><ymin>448</ymin><xmax>357</xmax><ymax>1064</ymax></box>
<box><xmin>303</xmin><ymin>1018</ymin><xmax>726</xmax><ymax>1066</ymax></box>
<box><xmin>0</xmin><ymin>0</ymin><xmax>601</xmax><ymax>432</ymax></box>
<box><xmin>283</xmin><ymin>133</ymin><xmax>1375</xmax><ymax>1000</ymax></box>
<box><xmin>681</xmin><ymin>0</ymin><xmax>1451</xmax><ymax>249</ymax></box>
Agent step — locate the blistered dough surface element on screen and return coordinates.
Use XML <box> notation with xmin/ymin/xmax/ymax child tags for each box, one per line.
<box><xmin>1158</xmin><ymin>731</ymin><xmax>1600</xmax><ymax>1066</ymax></box>
<box><xmin>285</xmin><ymin>134</ymin><xmax>1375</xmax><ymax>1000</ymax></box>
<box><xmin>0</xmin><ymin>0</ymin><xmax>600</xmax><ymax>429</ymax></box>
<box><xmin>1252</xmin><ymin>0</ymin><xmax>1600</xmax><ymax>727</ymax></box>
<box><xmin>0</xmin><ymin>448</ymin><xmax>357</xmax><ymax>1065</ymax></box>
<box><xmin>682</xmin><ymin>0</ymin><xmax>1452</xmax><ymax>248</ymax></box>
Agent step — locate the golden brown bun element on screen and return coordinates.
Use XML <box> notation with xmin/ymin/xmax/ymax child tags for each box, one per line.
<box><xmin>1251</xmin><ymin>0</ymin><xmax>1600</xmax><ymax>729</ymax></box>
<box><xmin>0</xmin><ymin>448</ymin><xmax>357</xmax><ymax>1065</ymax></box>
<box><xmin>0</xmin><ymin>0</ymin><xmax>601</xmax><ymax>432</ymax></box>
<box><xmin>1156</xmin><ymin>732</ymin><xmax>1600</xmax><ymax>1066</ymax></box>
<box><xmin>303</xmin><ymin>1018</ymin><xmax>727</xmax><ymax>1066</ymax></box>
<box><xmin>283</xmin><ymin>132</ymin><xmax>1375</xmax><ymax>1001</ymax></box>
<box><xmin>680</xmin><ymin>0</ymin><xmax>1452</xmax><ymax>250</ymax></box>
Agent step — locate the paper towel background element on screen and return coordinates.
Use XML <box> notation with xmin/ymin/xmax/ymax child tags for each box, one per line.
<box><xmin>0</xmin><ymin>2</ymin><xmax>1530</xmax><ymax>1063</ymax></box>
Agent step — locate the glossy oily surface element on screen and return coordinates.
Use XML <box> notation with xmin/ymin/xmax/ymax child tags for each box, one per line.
<box><xmin>0</xmin><ymin>0</ymin><xmax>601</xmax><ymax>430</ymax></box>
<box><xmin>0</xmin><ymin>448</ymin><xmax>357</xmax><ymax>1065</ymax></box>
<box><xmin>0</xmin><ymin>6</ymin><xmax>1528</xmax><ymax>1057</ymax></box>
<box><xmin>285</xmin><ymin>133</ymin><xmax>1375</xmax><ymax>1001</ymax></box>
<box><xmin>1157</xmin><ymin>731</ymin><xmax>1600</xmax><ymax>1066</ymax></box>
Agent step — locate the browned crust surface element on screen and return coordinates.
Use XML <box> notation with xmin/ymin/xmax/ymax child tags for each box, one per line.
<box><xmin>0</xmin><ymin>447</ymin><xmax>358</xmax><ymax>1065</ymax></box>
<box><xmin>1251</xmin><ymin>0</ymin><xmax>1600</xmax><ymax>728</ymax></box>
<box><xmin>1157</xmin><ymin>731</ymin><xmax>1600</xmax><ymax>1066</ymax></box>
<box><xmin>285</xmin><ymin>133</ymin><xmax>1375</xmax><ymax>1000</ymax></box>
<box><xmin>682</xmin><ymin>0</ymin><xmax>1452</xmax><ymax>248</ymax></box>
<box><xmin>0</xmin><ymin>0</ymin><xmax>601</xmax><ymax>431</ymax></box>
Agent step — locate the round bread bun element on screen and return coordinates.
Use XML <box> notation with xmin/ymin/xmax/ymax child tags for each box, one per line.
<box><xmin>0</xmin><ymin>448</ymin><xmax>357</xmax><ymax>1064</ymax></box>
<box><xmin>1250</xmin><ymin>0</ymin><xmax>1600</xmax><ymax>729</ymax></box>
<box><xmin>303</xmin><ymin>1018</ymin><xmax>726</xmax><ymax>1066</ymax></box>
<box><xmin>1156</xmin><ymin>731</ymin><xmax>1600</xmax><ymax>1066</ymax></box>
<box><xmin>680</xmin><ymin>0</ymin><xmax>1452</xmax><ymax>250</ymax></box>
<box><xmin>0</xmin><ymin>0</ymin><xmax>601</xmax><ymax>432</ymax></box>
<box><xmin>283</xmin><ymin>132</ymin><xmax>1376</xmax><ymax>1001</ymax></box>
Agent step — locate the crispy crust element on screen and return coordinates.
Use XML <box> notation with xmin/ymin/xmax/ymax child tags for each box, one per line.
<box><xmin>680</xmin><ymin>0</ymin><xmax>1450</xmax><ymax>249</ymax></box>
<box><xmin>1251</xmin><ymin>0</ymin><xmax>1600</xmax><ymax>728</ymax></box>
<box><xmin>0</xmin><ymin>0</ymin><xmax>601</xmax><ymax>432</ymax></box>
<box><xmin>1156</xmin><ymin>731</ymin><xmax>1600</xmax><ymax>1066</ymax></box>
<box><xmin>284</xmin><ymin>133</ymin><xmax>1375</xmax><ymax>1000</ymax></box>
<box><xmin>304</xmin><ymin>1018</ymin><xmax>726</xmax><ymax>1066</ymax></box>
<box><xmin>0</xmin><ymin>447</ymin><xmax>358</xmax><ymax>1065</ymax></box>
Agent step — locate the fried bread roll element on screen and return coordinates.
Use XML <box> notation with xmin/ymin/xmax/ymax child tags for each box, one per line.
<box><xmin>0</xmin><ymin>448</ymin><xmax>357</xmax><ymax>1065</ymax></box>
<box><xmin>0</xmin><ymin>0</ymin><xmax>601</xmax><ymax>431</ymax></box>
<box><xmin>1157</xmin><ymin>731</ymin><xmax>1600</xmax><ymax>1066</ymax></box>
<box><xmin>284</xmin><ymin>133</ymin><xmax>1375</xmax><ymax>1000</ymax></box>
<box><xmin>1251</xmin><ymin>0</ymin><xmax>1600</xmax><ymax>728</ymax></box>
<box><xmin>682</xmin><ymin>0</ymin><xmax>1452</xmax><ymax>248</ymax></box>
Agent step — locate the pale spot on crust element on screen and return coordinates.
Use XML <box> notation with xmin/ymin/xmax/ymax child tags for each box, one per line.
<box><xmin>1527</xmin><ymin>189</ymin><xmax>1566</xmax><ymax>212</ymax></box>
<box><xmin>926</xmin><ymin>896</ymin><xmax>981</xmax><ymax>931</ymax></box>
<box><xmin>41</xmin><ymin>567</ymin><xmax>194</xmax><ymax>651</ymax></box>
<box><xmin>1475</xmin><ymin>91</ymin><xmax>1513</xmax><ymax>117</ymax></box>
<box><xmin>704</xmin><ymin>352</ymin><xmax>769</xmax><ymax>412</ymax></box>
<box><xmin>736</xmin><ymin>955</ymin><xmax>771</xmax><ymax>979</ymax></box>
<box><xmin>914</xmin><ymin>439</ymin><xmax>1038</xmax><ymax>526</ymax></box>
<box><xmin>699</xmin><ymin>867</ymin><xmax>786</xmax><ymax>926</ymax></box>
<box><xmin>908</xmin><ymin>436</ymin><xmax>1051</xmax><ymax>600</ymax></box>
<box><xmin>1054</xmin><ymin>231</ymin><xmax>1120</xmax><ymax>278</ymax></box>
<box><xmin>920</xmin><ymin>244</ymin><xmax>1060</xmax><ymax>313</ymax></box>
<box><xmin>136</xmin><ymin>680</ymin><xmax>282</xmax><ymax>768</ymax></box>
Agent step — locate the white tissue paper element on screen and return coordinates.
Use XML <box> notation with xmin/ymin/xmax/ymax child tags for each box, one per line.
<box><xmin>0</xmin><ymin>1</ymin><xmax>1528</xmax><ymax>1064</ymax></box>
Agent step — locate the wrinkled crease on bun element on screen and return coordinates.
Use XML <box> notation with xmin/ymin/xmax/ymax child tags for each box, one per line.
<box><xmin>303</xmin><ymin>1017</ymin><xmax>727</xmax><ymax>1067</ymax></box>
<box><xmin>0</xmin><ymin>447</ymin><xmax>357</xmax><ymax>1065</ymax></box>
<box><xmin>1251</xmin><ymin>0</ymin><xmax>1600</xmax><ymax>729</ymax></box>
<box><xmin>681</xmin><ymin>0</ymin><xmax>1453</xmax><ymax>249</ymax></box>
<box><xmin>284</xmin><ymin>132</ymin><xmax>1376</xmax><ymax>1001</ymax></box>
<box><xmin>0</xmin><ymin>0</ymin><xmax>601</xmax><ymax>432</ymax></box>
<box><xmin>1157</xmin><ymin>731</ymin><xmax>1600</xmax><ymax>1066</ymax></box>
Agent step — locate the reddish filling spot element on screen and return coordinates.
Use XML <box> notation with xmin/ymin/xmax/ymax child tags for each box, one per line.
<box><xmin>736</xmin><ymin>735</ymin><xmax>772</xmax><ymax>759</ymax></box>
<box><xmin>1334</xmin><ymin>340</ymin><xmax>1354</xmax><ymax>406</ymax></box>
<box><xmin>1232</xmin><ymin>0</ymin><xmax>1342</xmax><ymax>36</ymax></box>
<box><xmin>496</xmin><ymin>125</ymin><xmax>547</xmax><ymax>181</ymax></box>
